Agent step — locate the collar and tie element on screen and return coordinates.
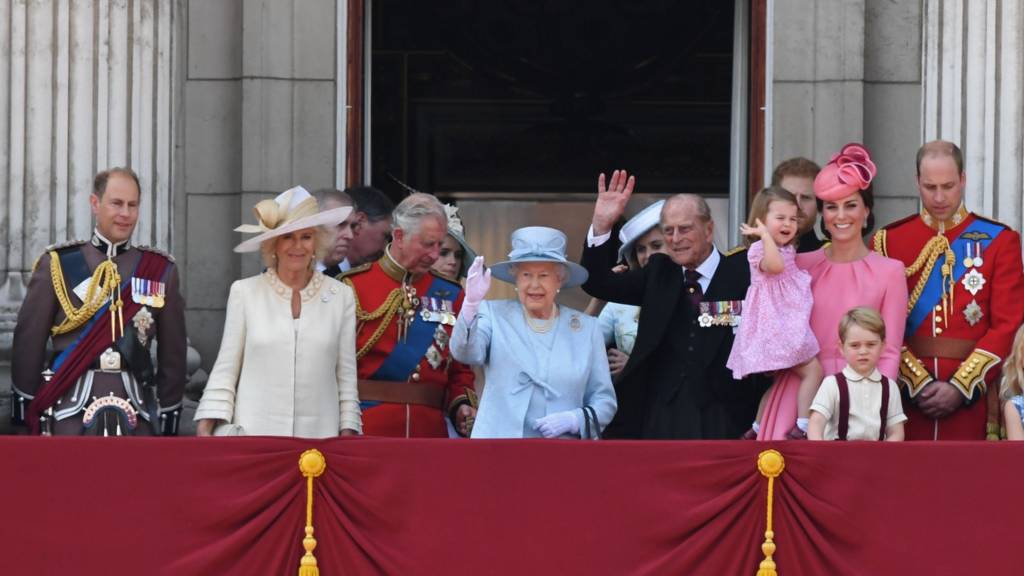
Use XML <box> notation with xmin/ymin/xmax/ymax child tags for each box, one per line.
<box><xmin>683</xmin><ymin>268</ymin><xmax>703</xmax><ymax>310</ymax></box>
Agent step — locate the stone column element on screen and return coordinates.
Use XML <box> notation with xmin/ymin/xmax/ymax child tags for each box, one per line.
<box><xmin>922</xmin><ymin>0</ymin><xmax>1024</xmax><ymax>231</ymax></box>
<box><xmin>0</xmin><ymin>0</ymin><xmax>183</xmax><ymax>357</ymax></box>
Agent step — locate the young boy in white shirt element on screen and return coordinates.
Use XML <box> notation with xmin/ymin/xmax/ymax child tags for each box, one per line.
<box><xmin>808</xmin><ymin>307</ymin><xmax>907</xmax><ymax>441</ymax></box>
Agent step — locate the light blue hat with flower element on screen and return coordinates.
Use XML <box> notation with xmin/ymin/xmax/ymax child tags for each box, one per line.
<box><xmin>489</xmin><ymin>226</ymin><xmax>589</xmax><ymax>288</ymax></box>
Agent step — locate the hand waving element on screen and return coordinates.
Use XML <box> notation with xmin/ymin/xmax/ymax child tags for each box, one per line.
<box><xmin>465</xmin><ymin>256</ymin><xmax>491</xmax><ymax>306</ymax></box>
<box><xmin>739</xmin><ymin>218</ymin><xmax>768</xmax><ymax>240</ymax></box>
<box><xmin>592</xmin><ymin>169</ymin><xmax>636</xmax><ymax>236</ymax></box>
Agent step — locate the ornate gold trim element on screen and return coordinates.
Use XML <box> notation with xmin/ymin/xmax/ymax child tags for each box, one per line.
<box><xmin>950</xmin><ymin>348</ymin><xmax>1000</xmax><ymax>399</ymax></box>
<box><xmin>872</xmin><ymin>229</ymin><xmax>887</xmax><ymax>256</ymax></box>
<box><xmin>920</xmin><ymin>203</ymin><xmax>969</xmax><ymax>232</ymax></box>
<box><xmin>899</xmin><ymin>347</ymin><xmax>933</xmax><ymax>397</ymax></box>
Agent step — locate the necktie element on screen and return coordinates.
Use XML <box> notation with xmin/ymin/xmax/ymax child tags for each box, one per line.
<box><xmin>683</xmin><ymin>269</ymin><xmax>703</xmax><ymax>311</ymax></box>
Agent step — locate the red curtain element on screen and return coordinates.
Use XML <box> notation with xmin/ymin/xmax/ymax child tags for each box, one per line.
<box><xmin>1</xmin><ymin>437</ymin><xmax>1020</xmax><ymax>575</ymax></box>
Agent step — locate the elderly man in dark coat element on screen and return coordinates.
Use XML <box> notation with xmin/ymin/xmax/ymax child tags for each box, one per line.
<box><xmin>580</xmin><ymin>170</ymin><xmax>767</xmax><ymax>439</ymax></box>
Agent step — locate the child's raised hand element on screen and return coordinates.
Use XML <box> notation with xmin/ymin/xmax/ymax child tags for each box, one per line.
<box><xmin>739</xmin><ymin>218</ymin><xmax>768</xmax><ymax>239</ymax></box>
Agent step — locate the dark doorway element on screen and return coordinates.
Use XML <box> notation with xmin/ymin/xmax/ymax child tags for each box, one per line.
<box><xmin>370</xmin><ymin>1</ymin><xmax>735</xmax><ymax>199</ymax></box>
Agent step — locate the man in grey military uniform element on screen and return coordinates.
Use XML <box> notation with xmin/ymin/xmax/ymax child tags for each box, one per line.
<box><xmin>11</xmin><ymin>167</ymin><xmax>186</xmax><ymax>435</ymax></box>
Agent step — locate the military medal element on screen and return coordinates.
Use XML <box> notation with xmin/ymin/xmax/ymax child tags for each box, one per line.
<box><xmin>971</xmin><ymin>241</ymin><xmax>984</xmax><ymax>268</ymax></box>
<box><xmin>131</xmin><ymin>278</ymin><xmax>166</xmax><ymax>308</ymax></box>
<box><xmin>132</xmin><ymin>307</ymin><xmax>154</xmax><ymax>346</ymax></box>
<box><xmin>699</xmin><ymin>301</ymin><xmax>742</xmax><ymax>327</ymax></box>
<box><xmin>962</xmin><ymin>243</ymin><xmax>974</xmax><ymax>268</ymax></box>
<box><xmin>961</xmin><ymin>268</ymin><xmax>986</xmax><ymax>296</ymax></box>
<box><xmin>425</xmin><ymin>344</ymin><xmax>443</xmax><ymax>369</ymax></box>
<box><xmin>963</xmin><ymin>300</ymin><xmax>983</xmax><ymax>326</ymax></box>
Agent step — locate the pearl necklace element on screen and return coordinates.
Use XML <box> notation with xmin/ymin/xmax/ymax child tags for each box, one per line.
<box><xmin>524</xmin><ymin>304</ymin><xmax>558</xmax><ymax>333</ymax></box>
<box><xmin>264</xmin><ymin>268</ymin><xmax>323</xmax><ymax>303</ymax></box>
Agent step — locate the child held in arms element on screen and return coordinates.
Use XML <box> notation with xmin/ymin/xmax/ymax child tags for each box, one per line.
<box><xmin>808</xmin><ymin>307</ymin><xmax>906</xmax><ymax>441</ymax></box>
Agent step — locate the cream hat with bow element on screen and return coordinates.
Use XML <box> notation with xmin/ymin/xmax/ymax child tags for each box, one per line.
<box><xmin>233</xmin><ymin>186</ymin><xmax>353</xmax><ymax>253</ymax></box>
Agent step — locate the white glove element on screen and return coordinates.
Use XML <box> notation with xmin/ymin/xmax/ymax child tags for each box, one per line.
<box><xmin>459</xmin><ymin>256</ymin><xmax>491</xmax><ymax>323</ymax></box>
<box><xmin>533</xmin><ymin>410</ymin><xmax>580</xmax><ymax>438</ymax></box>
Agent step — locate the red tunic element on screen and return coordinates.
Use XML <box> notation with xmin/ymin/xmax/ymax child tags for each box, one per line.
<box><xmin>874</xmin><ymin>208</ymin><xmax>1024</xmax><ymax>440</ymax></box>
<box><xmin>342</xmin><ymin>254</ymin><xmax>475</xmax><ymax>437</ymax></box>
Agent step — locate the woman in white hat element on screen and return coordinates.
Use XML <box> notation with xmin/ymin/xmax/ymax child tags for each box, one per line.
<box><xmin>431</xmin><ymin>204</ymin><xmax>477</xmax><ymax>281</ymax></box>
<box><xmin>195</xmin><ymin>186</ymin><xmax>362</xmax><ymax>438</ymax></box>
<box><xmin>592</xmin><ymin>200</ymin><xmax>667</xmax><ymax>377</ymax></box>
<box><xmin>449</xmin><ymin>226</ymin><xmax>617</xmax><ymax>438</ymax></box>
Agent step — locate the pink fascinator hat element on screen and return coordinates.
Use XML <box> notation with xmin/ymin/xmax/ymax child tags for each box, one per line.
<box><xmin>813</xmin><ymin>143</ymin><xmax>878</xmax><ymax>202</ymax></box>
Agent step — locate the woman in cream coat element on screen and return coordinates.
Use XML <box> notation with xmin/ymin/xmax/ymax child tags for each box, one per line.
<box><xmin>195</xmin><ymin>186</ymin><xmax>361</xmax><ymax>437</ymax></box>
<box><xmin>451</xmin><ymin>226</ymin><xmax>616</xmax><ymax>438</ymax></box>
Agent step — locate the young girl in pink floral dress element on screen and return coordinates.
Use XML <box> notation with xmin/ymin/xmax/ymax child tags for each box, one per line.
<box><xmin>727</xmin><ymin>187</ymin><xmax>823</xmax><ymax>439</ymax></box>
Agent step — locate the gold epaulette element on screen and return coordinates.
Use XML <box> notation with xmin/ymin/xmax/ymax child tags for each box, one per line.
<box><xmin>724</xmin><ymin>245</ymin><xmax>748</xmax><ymax>257</ymax></box>
<box><xmin>951</xmin><ymin>349</ymin><xmax>1000</xmax><ymax>399</ymax></box>
<box><xmin>899</xmin><ymin>347</ymin><xmax>933</xmax><ymax>396</ymax></box>
<box><xmin>137</xmin><ymin>245</ymin><xmax>175</xmax><ymax>262</ymax></box>
<box><xmin>32</xmin><ymin>240</ymin><xmax>86</xmax><ymax>274</ymax></box>
<box><xmin>872</xmin><ymin>229</ymin><xmax>887</xmax><ymax>256</ymax></box>
<box><xmin>336</xmin><ymin>262</ymin><xmax>372</xmax><ymax>281</ymax></box>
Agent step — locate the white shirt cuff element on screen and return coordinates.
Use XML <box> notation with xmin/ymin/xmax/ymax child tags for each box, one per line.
<box><xmin>587</xmin><ymin>225</ymin><xmax>611</xmax><ymax>247</ymax></box>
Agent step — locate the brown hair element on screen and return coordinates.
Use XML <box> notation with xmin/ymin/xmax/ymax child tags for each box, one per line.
<box><xmin>838</xmin><ymin>307</ymin><xmax>886</xmax><ymax>343</ymax></box>
<box><xmin>771</xmin><ymin>157</ymin><xmax>821</xmax><ymax>186</ymax></box>
<box><xmin>999</xmin><ymin>325</ymin><xmax>1024</xmax><ymax>402</ymax></box>
<box><xmin>93</xmin><ymin>167</ymin><xmax>141</xmax><ymax>200</ymax></box>
<box><xmin>916</xmin><ymin>140</ymin><xmax>964</xmax><ymax>176</ymax></box>
<box><xmin>744</xmin><ymin>186</ymin><xmax>801</xmax><ymax>247</ymax></box>
<box><xmin>816</xmin><ymin>184</ymin><xmax>876</xmax><ymax>240</ymax></box>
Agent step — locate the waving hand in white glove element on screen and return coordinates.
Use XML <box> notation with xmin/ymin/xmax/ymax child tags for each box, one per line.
<box><xmin>459</xmin><ymin>256</ymin><xmax>491</xmax><ymax>323</ymax></box>
<box><xmin>533</xmin><ymin>410</ymin><xmax>580</xmax><ymax>438</ymax></box>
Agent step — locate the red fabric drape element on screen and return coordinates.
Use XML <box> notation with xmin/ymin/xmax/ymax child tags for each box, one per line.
<box><xmin>1</xmin><ymin>438</ymin><xmax>1020</xmax><ymax>575</ymax></box>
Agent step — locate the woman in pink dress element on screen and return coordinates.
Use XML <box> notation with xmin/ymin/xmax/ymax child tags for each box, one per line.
<box><xmin>759</xmin><ymin>143</ymin><xmax>909</xmax><ymax>440</ymax></box>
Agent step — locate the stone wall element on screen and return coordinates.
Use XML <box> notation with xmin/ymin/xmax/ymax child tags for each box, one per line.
<box><xmin>181</xmin><ymin>0</ymin><xmax>341</xmax><ymax>369</ymax></box>
<box><xmin>771</xmin><ymin>0</ymin><xmax>923</xmax><ymax>227</ymax></box>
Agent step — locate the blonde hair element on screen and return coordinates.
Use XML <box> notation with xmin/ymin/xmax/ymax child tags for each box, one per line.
<box><xmin>259</xmin><ymin>226</ymin><xmax>333</xmax><ymax>268</ymax></box>
<box><xmin>999</xmin><ymin>325</ymin><xmax>1024</xmax><ymax>402</ymax></box>
<box><xmin>744</xmin><ymin>186</ymin><xmax>802</xmax><ymax>247</ymax></box>
<box><xmin>838</xmin><ymin>307</ymin><xmax>886</xmax><ymax>343</ymax></box>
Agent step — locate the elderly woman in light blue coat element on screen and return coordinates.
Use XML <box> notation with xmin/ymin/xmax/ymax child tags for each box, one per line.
<box><xmin>450</xmin><ymin>226</ymin><xmax>617</xmax><ymax>438</ymax></box>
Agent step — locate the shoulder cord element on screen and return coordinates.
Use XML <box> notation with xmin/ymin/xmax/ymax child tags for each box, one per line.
<box><xmin>342</xmin><ymin>278</ymin><xmax>405</xmax><ymax>359</ymax></box>
<box><xmin>50</xmin><ymin>252</ymin><xmax>123</xmax><ymax>339</ymax></box>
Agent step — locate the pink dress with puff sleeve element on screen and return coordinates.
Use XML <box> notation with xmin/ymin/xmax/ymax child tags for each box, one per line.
<box><xmin>758</xmin><ymin>249</ymin><xmax>908</xmax><ymax>440</ymax></box>
<box><xmin>727</xmin><ymin>240</ymin><xmax>820</xmax><ymax>379</ymax></box>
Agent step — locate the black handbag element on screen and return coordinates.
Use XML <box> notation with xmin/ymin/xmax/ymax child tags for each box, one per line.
<box><xmin>582</xmin><ymin>405</ymin><xmax>602</xmax><ymax>440</ymax></box>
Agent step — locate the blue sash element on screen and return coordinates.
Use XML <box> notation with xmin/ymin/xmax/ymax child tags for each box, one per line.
<box><xmin>906</xmin><ymin>218</ymin><xmax>1004</xmax><ymax>335</ymax></box>
<box><xmin>362</xmin><ymin>275</ymin><xmax>462</xmax><ymax>410</ymax></box>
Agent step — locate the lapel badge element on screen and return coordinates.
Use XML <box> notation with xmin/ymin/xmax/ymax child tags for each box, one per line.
<box><xmin>963</xmin><ymin>300</ymin><xmax>983</xmax><ymax>326</ymax></box>
<box><xmin>961</xmin><ymin>268</ymin><xmax>986</xmax><ymax>296</ymax></box>
<box><xmin>570</xmin><ymin>314</ymin><xmax>582</xmax><ymax>332</ymax></box>
<box><xmin>132</xmin><ymin>307</ymin><xmax>154</xmax><ymax>346</ymax></box>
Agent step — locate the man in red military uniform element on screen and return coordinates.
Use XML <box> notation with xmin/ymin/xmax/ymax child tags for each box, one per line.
<box><xmin>874</xmin><ymin>140</ymin><xmax>1024</xmax><ymax>440</ymax></box>
<box><xmin>341</xmin><ymin>193</ymin><xmax>476</xmax><ymax>437</ymax></box>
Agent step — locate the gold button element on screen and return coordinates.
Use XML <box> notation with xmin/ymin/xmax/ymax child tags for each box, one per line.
<box><xmin>935</xmin><ymin>327</ymin><xmax>943</xmax><ymax>334</ymax></box>
<box><xmin>411</xmin><ymin>372</ymin><xmax>420</xmax><ymax>382</ymax></box>
<box><xmin>935</xmin><ymin>305</ymin><xmax>943</xmax><ymax>312</ymax></box>
<box><xmin>935</xmin><ymin>316</ymin><xmax>942</xmax><ymax>323</ymax></box>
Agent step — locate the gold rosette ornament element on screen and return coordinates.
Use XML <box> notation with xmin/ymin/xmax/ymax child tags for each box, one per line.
<box><xmin>756</xmin><ymin>449</ymin><xmax>785</xmax><ymax>576</ymax></box>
